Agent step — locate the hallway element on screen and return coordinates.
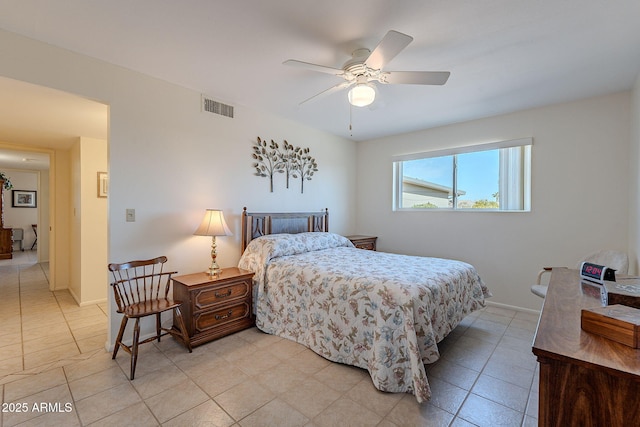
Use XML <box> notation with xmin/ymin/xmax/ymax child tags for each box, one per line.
<box><xmin>0</xmin><ymin>250</ymin><xmax>108</xmax><ymax>382</ymax></box>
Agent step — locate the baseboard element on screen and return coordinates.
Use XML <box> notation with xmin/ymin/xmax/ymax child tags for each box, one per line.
<box><xmin>67</xmin><ymin>288</ymin><xmax>81</xmax><ymax>305</ymax></box>
<box><xmin>78</xmin><ymin>297</ymin><xmax>107</xmax><ymax>307</ymax></box>
<box><xmin>485</xmin><ymin>300</ymin><xmax>541</xmax><ymax>316</ymax></box>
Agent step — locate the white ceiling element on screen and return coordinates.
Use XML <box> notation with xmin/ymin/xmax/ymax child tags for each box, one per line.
<box><xmin>0</xmin><ymin>0</ymin><xmax>639</xmax><ymax>146</ymax></box>
<box><xmin>0</xmin><ymin>76</ymin><xmax>108</xmax><ymax>170</ymax></box>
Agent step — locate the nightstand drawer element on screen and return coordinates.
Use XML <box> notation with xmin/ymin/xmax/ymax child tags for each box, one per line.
<box><xmin>193</xmin><ymin>301</ymin><xmax>251</xmax><ymax>333</ymax></box>
<box><xmin>193</xmin><ymin>280</ymin><xmax>250</xmax><ymax>310</ymax></box>
<box><xmin>346</xmin><ymin>235</ymin><xmax>377</xmax><ymax>251</ymax></box>
<box><xmin>172</xmin><ymin>267</ymin><xmax>255</xmax><ymax>347</ymax></box>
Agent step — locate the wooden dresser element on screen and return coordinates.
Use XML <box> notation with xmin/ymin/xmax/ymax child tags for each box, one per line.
<box><xmin>532</xmin><ymin>268</ymin><xmax>640</xmax><ymax>426</ymax></box>
<box><xmin>172</xmin><ymin>267</ymin><xmax>254</xmax><ymax>347</ymax></box>
<box><xmin>346</xmin><ymin>235</ymin><xmax>377</xmax><ymax>251</ymax></box>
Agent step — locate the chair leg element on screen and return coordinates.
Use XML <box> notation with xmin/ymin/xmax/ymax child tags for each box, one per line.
<box><xmin>112</xmin><ymin>316</ymin><xmax>128</xmax><ymax>359</ymax></box>
<box><xmin>130</xmin><ymin>318</ymin><xmax>141</xmax><ymax>380</ymax></box>
<box><xmin>173</xmin><ymin>307</ymin><xmax>192</xmax><ymax>353</ymax></box>
<box><xmin>156</xmin><ymin>313</ymin><xmax>162</xmax><ymax>342</ymax></box>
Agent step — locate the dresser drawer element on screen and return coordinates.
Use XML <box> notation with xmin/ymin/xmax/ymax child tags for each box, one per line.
<box><xmin>193</xmin><ymin>301</ymin><xmax>251</xmax><ymax>334</ymax></box>
<box><xmin>193</xmin><ymin>280</ymin><xmax>250</xmax><ymax>310</ymax></box>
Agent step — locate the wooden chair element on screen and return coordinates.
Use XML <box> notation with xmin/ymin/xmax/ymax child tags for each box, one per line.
<box><xmin>109</xmin><ymin>256</ymin><xmax>192</xmax><ymax>379</ymax></box>
<box><xmin>531</xmin><ymin>249</ymin><xmax>629</xmax><ymax>298</ymax></box>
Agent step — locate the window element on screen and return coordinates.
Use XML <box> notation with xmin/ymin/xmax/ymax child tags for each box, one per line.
<box><xmin>393</xmin><ymin>138</ymin><xmax>532</xmax><ymax>211</ymax></box>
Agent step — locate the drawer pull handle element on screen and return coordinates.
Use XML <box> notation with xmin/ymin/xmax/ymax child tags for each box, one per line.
<box><xmin>215</xmin><ymin>289</ymin><xmax>232</xmax><ymax>298</ymax></box>
<box><xmin>215</xmin><ymin>310</ymin><xmax>233</xmax><ymax>320</ymax></box>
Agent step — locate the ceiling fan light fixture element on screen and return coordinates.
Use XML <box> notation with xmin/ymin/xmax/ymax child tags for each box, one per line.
<box><xmin>348</xmin><ymin>83</ymin><xmax>375</xmax><ymax>107</ymax></box>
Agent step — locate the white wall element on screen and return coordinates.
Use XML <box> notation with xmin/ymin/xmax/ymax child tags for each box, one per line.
<box><xmin>1</xmin><ymin>169</ymin><xmax>38</xmax><ymax>251</ymax></box>
<box><xmin>0</xmin><ymin>29</ymin><xmax>357</xmax><ymax>346</ymax></box>
<box><xmin>69</xmin><ymin>137</ymin><xmax>108</xmax><ymax>305</ymax></box>
<box><xmin>356</xmin><ymin>92</ymin><xmax>631</xmax><ymax>311</ymax></box>
<box><xmin>629</xmin><ymin>73</ymin><xmax>640</xmax><ymax>274</ymax></box>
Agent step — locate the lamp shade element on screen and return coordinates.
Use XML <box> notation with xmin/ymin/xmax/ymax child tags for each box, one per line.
<box><xmin>348</xmin><ymin>84</ymin><xmax>376</xmax><ymax>107</ymax></box>
<box><xmin>194</xmin><ymin>209</ymin><xmax>232</xmax><ymax>237</ymax></box>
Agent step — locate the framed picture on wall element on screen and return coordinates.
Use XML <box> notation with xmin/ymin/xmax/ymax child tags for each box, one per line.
<box><xmin>98</xmin><ymin>172</ymin><xmax>108</xmax><ymax>198</ymax></box>
<box><xmin>12</xmin><ymin>190</ymin><xmax>37</xmax><ymax>208</ymax></box>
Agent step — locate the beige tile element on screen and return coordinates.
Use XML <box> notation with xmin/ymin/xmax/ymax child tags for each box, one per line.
<box><xmin>68</xmin><ymin>365</ymin><xmax>129</xmax><ymax>401</ymax></box>
<box><xmin>313</xmin><ymin>397</ymin><xmax>382</xmax><ymax>427</ymax></box>
<box><xmin>63</xmin><ymin>350</ymin><xmax>115</xmax><ymax>382</ymax></box>
<box><xmin>191</xmin><ymin>362</ymin><xmax>250</xmax><ymax>398</ymax></box>
<box><xmin>239</xmin><ymin>397</ymin><xmax>309</xmax><ymax>427</ymax></box>
<box><xmin>236</xmin><ymin>326</ymin><xmax>282</xmax><ymax>348</ymax></box>
<box><xmin>163</xmin><ymin>400</ymin><xmax>234</xmax><ymax>427</ymax></box>
<box><xmin>264</xmin><ymin>336</ymin><xmax>308</xmax><ymax>360</ymax></box>
<box><xmin>75</xmin><ymin>383</ymin><xmax>142</xmax><ymax>425</ymax></box>
<box><xmin>61</xmin><ymin>304</ymin><xmax>105</xmax><ymax>319</ymax></box>
<box><xmin>131</xmin><ymin>363</ymin><xmax>189</xmax><ymax>399</ymax></box>
<box><xmin>76</xmin><ymin>332</ymin><xmax>108</xmax><ymax>353</ymax></box>
<box><xmin>313</xmin><ymin>361</ymin><xmax>368</xmax><ymax>393</ymax></box>
<box><xmin>114</xmin><ymin>344</ymin><xmax>173</xmax><ymax>378</ymax></box>
<box><xmin>3</xmin><ymin>367</ymin><xmax>67</xmax><ymax>402</ymax></box>
<box><xmin>457</xmin><ymin>393</ymin><xmax>525</xmax><ymax>426</ymax></box>
<box><xmin>286</xmin><ymin>348</ymin><xmax>331</xmax><ymax>375</ymax></box>
<box><xmin>67</xmin><ymin>314</ymin><xmax>108</xmax><ymax>331</ymax></box>
<box><xmin>280</xmin><ymin>377</ymin><xmax>341</xmax><ymax>419</ymax></box>
<box><xmin>70</xmin><ymin>322</ymin><xmax>108</xmax><ymax>341</ymax></box>
<box><xmin>212</xmin><ymin>333</ymin><xmax>260</xmax><ymax>362</ymax></box>
<box><xmin>21</xmin><ymin>322</ymin><xmax>71</xmax><ymax>340</ymax></box>
<box><xmin>215</xmin><ymin>378</ymin><xmax>275</xmax><ymax>420</ymax></box>
<box><xmin>23</xmin><ymin>341</ymin><xmax>80</xmax><ymax>370</ymax></box>
<box><xmin>144</xmin><ymin>378</ymin><xmax>209</xmax><ymax>423</ymax></box>
<box><xmin>427</xmin><ymin>358</ymin><xmax>480</xmax><ymax>391</ymax></box>
<box><xmin>23</xmin><ymin>330</ymin><xmax>75</xmax><ymax>354</ymax></box>
<box><xmin>11</xmin><ymin>409</ymin><xmax>81</xmax><ymax>427</ymax></box>
<box><xmin>385</xmin><ymin>396</ymin><xmax>454</xmax><ymax>427</ymax></box>
<box><xmin>425</xmin><ymin>376</ymin><xmax>468</xmax><ymax>415</ymax></box>
<box><xmin>348</xmin><ymin>379</ymin><xmax>405</xmax><ymax>418</ymax></box>
<box><xmin>2</xmin><ymin>383</ymin><xmax>74</xmax><ymax>427</ymax></box>
<box><xmin>254</xmin><ymin>361</ymin><xmax>307</xmax><ymax>394</ymax></box>
<box><xmin>234</xmin><ymin>347</ymin><xmax>281</xmax><ymax>376</ymax></box>
<box><xmin>0</xmin><ymin>355</ymin><xmax>24</xmax><ymax>377</ymax></box>
<box><xmin>0</xmin><ymin>342</ymin><xmax>23</xmax><ymax>361</ymax></box>
<box><xmin>84</xmin><ymin>401</ymin><xmax>159</xmax><ymax>427</ymax></box>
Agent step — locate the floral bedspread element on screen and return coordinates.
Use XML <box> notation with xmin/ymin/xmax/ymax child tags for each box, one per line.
<box><xmin>238</xmin><ymin>232</ymin><xmax>490</xmax><ymax>402</ymax></box>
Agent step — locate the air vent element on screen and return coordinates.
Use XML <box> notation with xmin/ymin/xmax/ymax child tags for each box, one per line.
<box><xmin>201</xmin><ymin>95</ymin><xmax>234</xmax><ymax>118</ymax></box>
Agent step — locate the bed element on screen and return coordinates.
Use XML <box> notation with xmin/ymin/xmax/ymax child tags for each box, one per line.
<box><xmin>238</xmin><ymin>208</ymin><xmax>491</xmax><ymax>402</ymax></box>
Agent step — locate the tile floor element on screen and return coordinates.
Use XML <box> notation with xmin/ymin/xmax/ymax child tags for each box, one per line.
<box><xmin>1</xmin><ymin>252</ymin><xmax>541</xmax><ymax>426</ymax></box>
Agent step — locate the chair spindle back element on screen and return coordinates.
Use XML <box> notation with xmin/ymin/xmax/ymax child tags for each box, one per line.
<box><xmin>108</xmin><ymin>256</ymin><xmax>176</xmax><ymax>313</ymax></box>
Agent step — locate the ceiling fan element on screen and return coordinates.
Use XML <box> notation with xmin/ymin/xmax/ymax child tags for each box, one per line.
<box><xmin>284</xmin><ymin>30</ymin><xmax>450</xmax><ymax>108</ymax></box>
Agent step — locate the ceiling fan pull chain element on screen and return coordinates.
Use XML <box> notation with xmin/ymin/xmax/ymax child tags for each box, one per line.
<box><xmin>349</xmin><ymin>104</ymin><xmax>353</xmax><ymax>136</ymax></box>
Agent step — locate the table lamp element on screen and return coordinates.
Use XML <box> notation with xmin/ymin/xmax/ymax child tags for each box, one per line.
<box><xmin>194</xmin><ymin>209</ymin><xmax>232</xmax><ymax>276</ymax></box>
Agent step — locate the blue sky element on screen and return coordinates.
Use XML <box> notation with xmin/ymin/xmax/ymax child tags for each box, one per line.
<box><xmin>403</xmin><ymin>150</ymin><xmax>499</xmax><ymax>201</ymax></box>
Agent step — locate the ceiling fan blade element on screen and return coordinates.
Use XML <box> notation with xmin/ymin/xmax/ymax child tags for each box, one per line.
<box><xmin>283</xmin><ymin>59</ymin><xmax>344</xmax><ymax>76</ymax></box>
<box><xmin>364</xmin><ymin>30</ymin><xmax>413</xmax><ymax>70</ymax></box>
<box><xmin>381</xmin><ymin>71</ymin><xmax>450</xmax><ymax>85</ymax></box>
<box><xmin>299</xmin><ymin>81</ymin><xmax>352</xmax><ymax>105</ymax></box>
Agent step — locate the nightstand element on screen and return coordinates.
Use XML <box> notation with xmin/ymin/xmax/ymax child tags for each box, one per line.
<box><xmin>172</xmin><ymin>267</ymin><xmax>254</xmax><ymax>347</ymax></box>
<box><xmin>346</xmin><ymin>235</ymin><xmax>377</xmax><ymax>251</ymax></box>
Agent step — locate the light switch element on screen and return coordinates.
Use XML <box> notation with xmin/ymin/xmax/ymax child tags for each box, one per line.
<box><xmin>126</xmin><ymin>208</ymin><xmax>135</xmax><ymax>222</ymax></box>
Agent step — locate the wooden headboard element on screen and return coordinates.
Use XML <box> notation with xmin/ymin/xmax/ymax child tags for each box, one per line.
<box><xmin>241</xmin><ymin>207</ymin><xmax>329</xmax><ymax>252</ymax></box>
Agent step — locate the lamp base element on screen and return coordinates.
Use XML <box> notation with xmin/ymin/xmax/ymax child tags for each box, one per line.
<box><xmin>207</xmin><ymin>235</ymin><xmax>221</xmax><ymax>277</ymax></box>
<box><xmin>207</xmin><ymin>264</ymin><xmax>222</xmax><ymax>277</ymax></box>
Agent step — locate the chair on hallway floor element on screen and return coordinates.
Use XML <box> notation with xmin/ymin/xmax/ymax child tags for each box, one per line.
<box><xmin>531</xmin><ymin>249</ymin><xmax>629</xmax><ymax>298</ymax></box>
<box><xmin>30</xmin><ymin>224</ymin><xmax>37</xmax><ymax>250</ymax></box>
<box><xmin>108</xmin><ymin>256</ymin><xmax>192</xmax><ymax>379</ymax></box>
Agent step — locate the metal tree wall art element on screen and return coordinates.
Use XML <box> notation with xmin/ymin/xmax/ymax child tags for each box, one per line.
<box><xmin>280</xmin><ymin>140</ymin><xmax>296</xmax><ymax>189</ymax></box>
<box><xmin>252</xmin><ymin>137</ymin><xmax>284</xmax><ymax>192</ymax></box>
<box><xmin>291</xmin><ymin>147</ymin><xmax>318</xmax><ymax>194</ymax></box>
<box><xmin>252</xmin><ymin>137</ymin><xmax>318</xmax><ymax>193</ymax></box>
